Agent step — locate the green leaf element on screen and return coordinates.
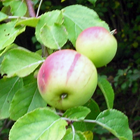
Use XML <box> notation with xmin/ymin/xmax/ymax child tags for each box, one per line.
<box><xmin>98</xmin><ymin>76</ymin><xmax>114</xmax><ymax>109</ymax></box>
<box><xmin>63</xmin><ymin>128</ymin><xmax>86</xmax><ymax>140</ymax></box>
<box><xmin>3</xmin><ymin>0</ymin><xmax>27</xmax><ymax>16</ymax></box>
<box><xmin>84</xmin><ymin>99</ymin><xmax>100</xmax><ymax>120</ymax></box>
<box><xmin>73</xmin><ymin>99</ymin><xmax>100</xmax><ymax>131</ymax></box>
<box><xmin>63</xmin><ymin>106</ymin><xmax>91</xmax><ymax>121</ymax></box>
<box><xmin>16</xmin><ymin>17</ymin><xmax>39</xmax><ymax>27</ymax></box>
<box><xmin>0</xmin><ymin>21</ymin><xmax>25</xmax><ymax>51</ymax></box>
<box><xmin>87</xmin><ymin>0</ymin><xmax>97</xmax><ymax>5</ymax></box>
<box><xmin>82</xmin><ymin>131</ymin><xmax>94</xmax><ymax>140</ymax></box>
<box><xmin>10</xmin><ymin>80</ymin><xmax>46</xmax><ymax>120</ymax></box>
<box><xmin>9</xmin><ymin>108</ymin><xmax>67</xmax><ymax>140</ymax></box>
<box><xmin>0</xmin><ymin>77</ymin><xmax>23</xmax><ymax>119</ymax></box>
<box><xmin>0</xmin><ymin>43</ymin><xmax>18</xmax><ymax>57</ymax></box>
<box><xmin>35</xmin><ymin>10</ymin><xmax>64</xmax><ymax>44</ymax></box>
<box><xmin>0</xmin><ymin>11</ymin><xmax>8</xmax><ymax>22</ymax></box>
<box><xmin>40</xmin><ymin>24</ymin><xmax>68</xmax><ymax>49</ymax></box>
<box><xmin>1</xmin><ymin>48</ymin><xmax>44</xmax><ymax>77</ymax></box>
<box><xmin>63</xmin><ymin>5</ymin><xmax>109</xmax><ymax>46</ymax></box>
<box><xmin>96</xmin><ymin>109</ymin><xmax>133</xmax><ymax>140</ymax></box>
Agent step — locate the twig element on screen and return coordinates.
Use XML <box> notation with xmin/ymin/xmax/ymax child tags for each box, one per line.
<box><xmin>26</xmin><ymin>0</ymin><xmax>36</xmax><ymax>17</ymax></box>
<box><xmin>41</xmin><ymin>45</ymin><xmax>49</xmax><ymax>57</ymax></box>
<box><xmin>0</xmin><ymin>120</ymin><xmax>7</xmax><ymax>135</ymax></box>
<box><xmin>133</xmin><ymin>131</ymin><xmax>140</xmax><ymax>137</ymax></box>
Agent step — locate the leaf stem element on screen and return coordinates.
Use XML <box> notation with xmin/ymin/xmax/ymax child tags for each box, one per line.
<box><xmin>36</xmin><ymin>0</ymin><xmax>43</xmax><ymax>17</ymax></box>
<box><xmin>61</xmin><ymin>117</ymin><xmax>97</xmax><ymax>124</ymax></box>
<box><xmin>70</xmin><ymin>123</ymin><xmax>75</xmax><ymax>140</ymax></box>
<box><xmin>8</xmin><ymin>16</ymin><xmax>29</xmax><ymax>19</ymax></box>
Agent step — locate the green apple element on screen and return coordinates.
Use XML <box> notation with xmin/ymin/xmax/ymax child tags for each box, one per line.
<box><xmin>37</xmin><ymin>49</ymin><xmax>97</xmax><ymax>110</ymax></box>
<box><xmin>76</xmin><ymin>26</ymin><xmax>117</xmax><ymax>68</ymax></box>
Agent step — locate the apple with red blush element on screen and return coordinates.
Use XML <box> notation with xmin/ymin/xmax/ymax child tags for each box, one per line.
<box><xmin>37</xmin><ymin>49</ymin><xmax>97</xmax><ymax>110</ymax></box>
<box><xmin>76</xmin><ymin>26</ymin><xmax>117</xmax><ymax>68</ymax></box>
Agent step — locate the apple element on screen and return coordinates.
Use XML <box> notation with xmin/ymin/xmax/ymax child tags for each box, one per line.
<box><xmin>76</xmin><ymin>26</ymin><xmax>117</xmax><ymax>68</ymax></box>
<box><xmin>37</xmin><ymin>49</ymin><xmax>97</xmax><ymax>110</ymax></box>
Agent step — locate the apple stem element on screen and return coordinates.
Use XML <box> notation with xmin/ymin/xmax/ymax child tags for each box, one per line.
<box><xmin>110</xmin><ymin>29</ymin><xmax>117</xmax><ymax>35</ymax></box>
<box><xmin>61</xmin><ymin>93</ymin><xmax>67</xmax><ymax>99</ymax></box>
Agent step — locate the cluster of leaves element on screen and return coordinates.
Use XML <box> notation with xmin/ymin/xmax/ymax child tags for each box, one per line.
<box><xmin>114</xmin><ymin>66</ymin><xmax>140</xmax><ymax>94</ymax></box>
<box><xmin>0</xmin><ymin>0</ymin><xmax>134</xmax><ymax>140</ymax></box>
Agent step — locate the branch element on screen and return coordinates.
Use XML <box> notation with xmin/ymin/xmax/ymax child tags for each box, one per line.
<box><xmin>133</xmin><ymin>132</ymin><xmax>140</xmax><ymax>137</ymax></box>
<box><xmin>26</xmin><ymin>0</ymin><xmax>36</xmax><ymax>17</ymax></box>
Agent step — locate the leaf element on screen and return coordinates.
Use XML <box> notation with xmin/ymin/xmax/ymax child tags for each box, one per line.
<box><xmin>0</xmin><ymin>11</ymin><xmax>8</xmax><ymax>22</ymax></box>
<box><xmin>35</xmin><ymin>10</ymin><xmax>64</xmax><ymax>44</ymax></box>
<box><xmin>82</xmin><ymin>131</ymin><xmax>94</xmax><ymax>140</ymax></box>
<box><xmin>0</xmin><ymin>77</ymin><xmax>23</xmax><ymax>119</ymax></box>
<box><xmin>0</xmin><ymin>21</ymin><xmax>25</xmax><ymax>51</ymax></box>
<box><xmin>9</xmin><ymin>108</ymin><xmax>67</xmax><ymax>140</ymax></box>
<box><xmin>16</xmin><ymin>17</ymin><xmax>39</xmax><ymax>27</ymax></box>
<box><xmin>87</xmin><ymin>0</ymin><xmax>97</xmax><ymax>5</ymax></box>
<box><xmin>63</xmin><ymin>128</ymin><xmax>86</xmax><ymax>140</ymax></box>
<box><xmin>1</xmin><ymin>48</ymin><xmax>44</xmax><ymax>77</ymax></box>
<box><xmin>3</xmin><ymin>0</ymin><xmax>27</xmax><ymax>16</ymax></box>
<box><xmin>96</xmin><ymin>109</ymin><xmax>133</xmax><ymax>140</ymax></box>
<box><xmin>63</xmin><ymin>106</ymin><xmax>91</xmax><ymax>121</ymax></box>
<box><xmin>73</xmin><ymin>99</ymin><xmax>100</xmax><ymax>131</ymax></box>
<box><xmin>98</xmin><ymin>76</ymin><xmax>114</xmax><ymax>109</ymax></box>
<box><xmin>84</xmin><ymin>99</ymin><xmax>100</xmax><ymax>120</ymax></box>
<box><xmin>10</xmin><ymin>80</ymin><xmax>46</xmax><ymax>120</ymax></box>
<box><xmin>0</xmin><ymin>43</ymin><xmax>18</xmax><ymax>57</ymax></box>
<box><xmin>63</xmin><ymin>5</ymin><xmax>109</xmax><ymax>46</ymax></box>
<box><xmin>40</xmin><ymin>24</ymin><xmax>68</xmax><ymax>49</ymax></box>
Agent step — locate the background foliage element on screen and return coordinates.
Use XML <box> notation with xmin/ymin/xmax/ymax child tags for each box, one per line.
<box><xmin>0</xmin><ymin>0</ymin><xmax>140</xmax><ymax>139</ymax></box>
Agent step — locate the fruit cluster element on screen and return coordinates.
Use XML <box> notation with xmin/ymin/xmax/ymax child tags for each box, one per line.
<box><xmin>37</xmin><ymin>26</ymin><xmax>117</xmax><ymax>110</ymax></box>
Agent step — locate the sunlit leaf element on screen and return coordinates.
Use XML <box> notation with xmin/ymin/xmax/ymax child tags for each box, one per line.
<box><xmin>9</xmin><ymin>108</ymin><xmax>67</xmax><ymax>140</ymax></box>
<box><xmin>10</xmin><ymin>80</ymin><xmax>46</xmax><ymax>120</ymax></box>
<box><xmin>0</xmin><ymin>11</ymin><xmax>8</xmax><ymax>22</ymax></box>
<box><xmin>0</xmin><ymin>21</ymin><xmax>25</xmax><ymax>51</ymax></box>
<box><xmin>63</xmin><ymin>106</ymin><xmax>90</xmax><ymax>121</ymax></box>
<box><xmin>96</xmin><ymin>109</ymin><xmax>133</xmax><ymax>140</ymax></box>
<box><xmin>3</xmin><ymin>0</ymin><xmax>27</xmax><ymax>16</ymax></box>
<box><xmin>1</xmin><ymin>48</ymin><xmax>44</xmax><ymax>77</ymax></box>
<box><xmin>35</xmin><ymin>10</ymin><xmax>64</xmax><ymax>44</ymax></box>
<box><xmin>16</xmin><ymin>17</ymin><xmax>39</xmax><ymax>27</ymax></box>
<box><xmin>63</xmin><ymin>5</ymin><xmax>109</xmax><ymax>46</ymax></box>
<box><xmin>40</xmin><ymin>24</ymin><xmax>68</xmax><ymax>49</ymax></box>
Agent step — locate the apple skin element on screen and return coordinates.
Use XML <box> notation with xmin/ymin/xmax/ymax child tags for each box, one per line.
<box><xmin>76</xmin><ymin>26</ymin><xmax>117</xmax><ymax>68</ymax></box>
<box><xmin>37</xmin><ymin>49</ymin><xmax>97</xmax><ymax>110</ymax></box>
